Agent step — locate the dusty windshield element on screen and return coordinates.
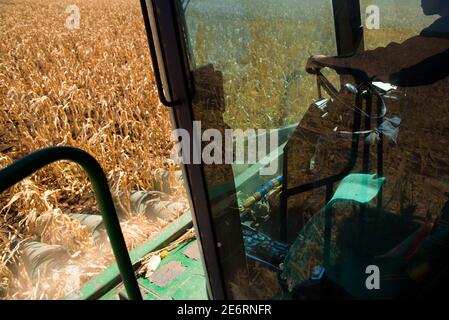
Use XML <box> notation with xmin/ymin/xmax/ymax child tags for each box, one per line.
<box><xmin>178</xmin><ymin>0</ymin><xmax>338</xmax><ymax>299</ymax></box>
<box><xmin>178</xmin><ymin>0</ymin><xmax>449</xmax><ymax>299</ymax></box>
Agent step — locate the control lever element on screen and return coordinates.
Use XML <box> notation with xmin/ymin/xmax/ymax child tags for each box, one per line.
<box><xmin>344</xmin><ymin>83</ymin><xmax>359</xmax><ymax>95</ymax></box>
<box><xmin>372</xmin><ymin>81</ymin><xmax>397</xmax><ymax>94</ymax></box>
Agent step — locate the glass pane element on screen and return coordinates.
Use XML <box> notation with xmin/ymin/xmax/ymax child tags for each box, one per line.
<box><xmin>183</xmin><ymin>0</ymin><xmax>337</xmax><ymax>129</ymax></box>
<box><xmin>281</xmin><ymin>0</ymin><xmax>449</xmax><ymax>299</ymax></box>
<box><xmin>177</xmin><ymin>0</ymin><xmax>449</xmax><ymax>299</ymax></box>
<box><xmin>361</xmin><ymin>0</ymin><xmax>438</xmax><ymax>49</ymax></box>
<box><xmin>176</xmin><ymin>0</ymin><xmax>338</xmax><ymax>299</ymax></box>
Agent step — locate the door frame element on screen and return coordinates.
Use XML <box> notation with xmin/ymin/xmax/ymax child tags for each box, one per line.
<box><xmin>141</xmin><ymin>0</ymin><xmax>227</xmax><ymax>299</ymax></box>
<box><xmin>140</xmin><ymin>0</ymin><xmax>365</xmax><ymax>300</ymax></box>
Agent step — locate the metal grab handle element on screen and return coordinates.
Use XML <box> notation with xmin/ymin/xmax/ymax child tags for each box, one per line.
<box><xmin>140</xmin><ymin>0</ymin><xmax>180</xmax><ymax>107</ymax></box>
<box><xmin>316</xmin><ymin>69</ymin><xmax>387</xmax><ymax>119</ymax></box>
<box><xmin>280</xmin><ymin>87</ymin><xmax>365</xmax><ymax>243</ymax></box>
<box><xmin>0</xmin><ymin>147</ymin><xmax>142</xmax><ymax>300</ymax></box>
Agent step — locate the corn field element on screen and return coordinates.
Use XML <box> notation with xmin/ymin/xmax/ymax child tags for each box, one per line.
<box><xmin>0</xmin><ymin>0</ymin><xmax>187</xmax><ymax>299</ymax></box>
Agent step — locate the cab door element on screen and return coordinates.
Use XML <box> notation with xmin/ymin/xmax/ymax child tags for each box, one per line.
<box><xmin>140</xmin><ymin>0</ymin><xmax>349</xmax><ymax>299</ymax></box>
<box><xmin>143</xmin><ymin>0</ymin><xmax>449</xmax><ymax>300</ymax></box>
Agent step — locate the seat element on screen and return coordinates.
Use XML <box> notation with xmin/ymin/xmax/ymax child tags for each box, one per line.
<box><xmin>281</xmin><ymin>175</ymin><xmax>449</xmax><ymax>299</ymax></box>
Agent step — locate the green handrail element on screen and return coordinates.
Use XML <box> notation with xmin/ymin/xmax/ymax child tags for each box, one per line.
<box><xmin>0</xmin><ymin>146</ymin><xmax>142</xmax><ymax>300</ymax></box>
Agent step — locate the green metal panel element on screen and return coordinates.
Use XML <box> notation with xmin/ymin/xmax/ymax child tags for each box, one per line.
<box><xmin>72</xmin><ymin>211</ymin><xmax>194</xmax><ymax>300</ymax></box>
<box><xmin>330</xmin><ymin>174</ymin><xmax>385</xmax><ymax>204</ymax></box>
<box><xmin>100</xmin><ymin>240</ymin><xmax>207</xmax><ymax>300</ymax></box>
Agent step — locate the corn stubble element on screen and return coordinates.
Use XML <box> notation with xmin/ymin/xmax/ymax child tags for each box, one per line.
<box><xmin>0</xmin><ymin>0</ymin><xmax>186</xmax><ymax>299</ymax></box>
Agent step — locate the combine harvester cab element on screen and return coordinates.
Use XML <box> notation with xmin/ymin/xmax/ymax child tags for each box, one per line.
<box><xmin>2</xmin><ymin>0</ymin><xmax>449</xmax><ymax>300</ymax></box>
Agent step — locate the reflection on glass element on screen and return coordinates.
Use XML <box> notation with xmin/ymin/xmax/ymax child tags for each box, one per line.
<box><xmin>178</xmin><ymin>0</ymin><xmax>449</xmax><ymax>299</ymax></box>
<box><xmin>178</xmin><ymin>0</ymin><xmax>338</xmax><ymax>299</ymax></box>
